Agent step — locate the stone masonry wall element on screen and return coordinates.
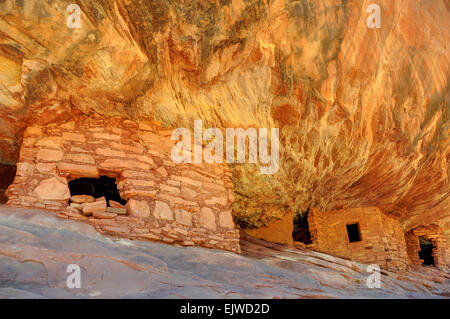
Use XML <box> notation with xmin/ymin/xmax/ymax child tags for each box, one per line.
<box><xmin>6</xmin><ymin>114</ymin><xmax>240</xmax><ymax>253</ymax></box>
<box><xmin>308</xmin><ymin>207</ymin><xmax>409</xmax><ymax>271</ymax></box>
<box><xmin>405</xmin><ymin>225</ymin><xmax>448</xmax><ymax>269</ymax></box>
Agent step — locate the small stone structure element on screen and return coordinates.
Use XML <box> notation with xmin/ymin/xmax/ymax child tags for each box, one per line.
<box><xmin>308</xmin><ymin>207</ymin><xmax>409</xmax><ymax>270</ymax></box>
<box><xmin>405</xmin><ymin>225</ymin><xmax>448</xmax><ymax>269</ymax></box>
<box><xmin>244</xmin><ymin>211</ymin><xmax>294</xmax><ymax>245</ymax></box>
<box><xmin>6</xmin><ymin>114</ymin><xmax>240</xmax><ymax>253</ymax></box>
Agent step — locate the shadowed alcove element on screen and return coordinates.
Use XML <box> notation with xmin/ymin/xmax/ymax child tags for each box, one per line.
<box><xmin>0</xmin><ymin>164</ymin><xmax>16</xmax><ymax>204</ymax></box>
<box><xmin>292</xmin><ymin>210</ymin><xmax>312</xmax><ymax>244</ymax></box>
<box><xmin>418</xmin><ymin>236</ymin><xmax>435</xmax><ymax>266</ymax></box>
<box><xmin>68</xmin><ymin>176</ymin><xmax>126</xmax><ymax>206</ymax></box>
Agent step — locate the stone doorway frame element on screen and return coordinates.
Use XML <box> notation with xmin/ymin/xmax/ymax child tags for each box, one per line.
<box><xmin>405</xmin><ymin>225</ymin><xmax>448</xmax><ymax>269</ymax></box>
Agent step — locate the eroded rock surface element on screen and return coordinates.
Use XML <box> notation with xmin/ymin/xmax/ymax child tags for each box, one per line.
<box><xmin>0</xmin><ymin>1</ymin><xmax>448</xmax><ymax>237</ymax></box>
<box><xmin>0</xmin><ymin>206</ymin><xmax>449</xmax><ymax>298</ymax></box>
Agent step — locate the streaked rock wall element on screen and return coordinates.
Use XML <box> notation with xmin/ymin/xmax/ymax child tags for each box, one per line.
<box><xmin>0</xmin><ymin>1</ymin><xmax>448</xmax><ymax>238</ymax></box>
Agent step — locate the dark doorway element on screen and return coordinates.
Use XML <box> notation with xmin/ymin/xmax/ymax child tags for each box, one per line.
<box><xmin>0</xmin><ymin>164</ymin><xmax>16</xmax><ymax>204</ymax></box>
<box><xmin>418</xmin><ymin>236</ymin><xmax>435</xmax><ymax>266</ymax></box>
<box><xmin>346</xmin><ymin>223</ymin><xmax>361</xmax><ymax>243</ymax></box>
<box><xmin>68</xmin><ymin>176</ymin><xmax>126</xmax><ymax>206</ymax></box>
<box><xmin>292</xmin><ymin>211</ymin><xmax>312</xmax><ymax>244</ymax></box>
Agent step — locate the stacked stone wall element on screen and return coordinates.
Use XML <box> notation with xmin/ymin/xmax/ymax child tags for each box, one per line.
<box><xmin>405</xmin><ymin>225</ymin><xmax>448</xmax><ymax>269</ymax></box>
<box><xmin>308</xmin><ymin>207</ymin><xmax>409</xmax><ymax>271</ymax></box>
<box><xmin>6</xmin><ymin>114</ymin><xmax>240</xmax><ymax>253</ymax></box>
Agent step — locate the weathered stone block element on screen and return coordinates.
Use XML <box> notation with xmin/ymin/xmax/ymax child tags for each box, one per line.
<box><xmin>16</xmin><ymin>163</ymin><xmax>34</xmax><ymax>177</ymax></box>
<box><xmin>219</xmin><ymin>211</ymin><xmax>235</xmax><ymax>229</ymax></box>
<box><xmin>110</xmin><ymin>142</ymin><xmax>143</xmax><ymax>154</ymax></box>
<box><xmin>109</xmin><ymin>200</ymin><xmax>125</xmax><ymax>208</ymax></box>
<box><xmin>96</xmin><ymin>148</ymin><xmax>126</xmax><ymax>157</ymax></box>
<box><xmin>126</xmin><ymin>199</ymin><xmax>150</xmax><ymax>218</ymax></box>
<box><xmin>34</xmin><ymin>177</ymin><xmax>70</xmax><ymax>201</ymax></box>
<box><xmin>93</xmin><ymin>132</ymin><xmax>120</xmax><ymax>140</ymax></box>
<box><xmin>24</xmin><ymin>126</ymin><xmax>42</xmax><ymax>137</ymax></box>
<box><xmin>64</xmin><ymin>153</ymin><xmax>95</xmax><ymax>164</ymax></box>
<box><xmin>155</xmin><ymin>166</ymin><xmax>168</xmax><ymax>177</ymax></box>
<box><xmin>70</xmin><ymin>195</ymin><xmax>95</xmax><ymax>203</ymax></box>
<box><xmin>107</xmin><ymin>207</ymin><xmax>127</xmax><ymax>215</ymax></box>
<box><xmin>57</xmin><ymin>162</ymin><xmax>99</xmax><ymax>178</ymax></box>
<box><xmin>36</xmin><ymin>163</ymin><xmax>56</xmax><ymax>173</ymax></box>
<box><xmin>93</xmin><ymin>211</ymin><xmax>117</xmax><ymax>219</ymax></box>
<box><xmin>175</xmin><ymin>209</ymin><xmax>192</xmax><ymax>226</ymax></box>
<box><xmin>205</xmin><ymin>196</ymin><xmax>228</xmax><ymax>207</ymax></box>
<box><xmin>35</xmin><ymin>137</ymin><xmax>63</xmax><ymax>149</ymax></box>
<box><xmin>198</xmin><ymin>207</ymin><xmax>216</xmax><ymax>230</ymax></box>
<box><xmin>63</xmin><ymin>132</ymin><xmax>86</xmax><ymax>142</ymax></box>
<box><xmin>153</xmin><ymin>201</ymin><xmax>174</xmax><ymax>220</ymax></box>
<box><xmin>100</xmin><ymin>159</ymin><xmax>149</xmax><ymax>170</ymax></box>
<box><xmin>82</xmin><ymin>198</ymin><xmax>107</xmax><ymax>214</ymax></box>
<box><xmin>36</xmin><ymin>149</ymin><xmax>63</xmax><ymax>161</ymax></box>
<box><xmin>171</xmin><ymin>175</ymin><xmax>202</xmax><ymax>187</ymax></box>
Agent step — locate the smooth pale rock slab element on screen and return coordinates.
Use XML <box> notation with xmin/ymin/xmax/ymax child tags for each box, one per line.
<box><xmin>0</xmin><ymin>207</ymin><xmax>449</xmax><ymax>299</ymax></box>
<box><xmin>33</xmin><ymin>177</ymin><xmax>70</xmax><ymax>201</ymax></box>
<box><xmin>70</xmin><ymin>195</ymin><xmax>95</xmax><ymax>204</ymax></box>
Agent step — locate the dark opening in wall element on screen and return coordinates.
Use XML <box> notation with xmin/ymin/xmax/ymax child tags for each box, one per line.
<box><xmin>68</xmin><ymin>176</ymin><xmax>126</xmax><ymax>206</ymax></box>
<box><xmin>292</xmin><ymin>210</ymin><xmax>312</xmax><ymax>244</ymax></box>
<box><xmin>346</xmin><ymin>223</ymin><xmax>361</xmax><ymax>243</ymax></box>
<box><xmin>0</xmin><ymin>164</ymin><xmax>16</xmax><ymax>204</ymax></box>
<box><xmin>418</xmin><ymin>236</ymin><xmax>435</xmax><ymax>266</ymax></box>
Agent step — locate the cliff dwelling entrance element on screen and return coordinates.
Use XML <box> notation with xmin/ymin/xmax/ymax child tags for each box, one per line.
<box><xmin>292</xmin><ymin>211</ymin><xmax>312</xmax><ymax>244</ymax></box>
<box><xmin>418</xmin><ymin>236</ymin><xmax>435</xmax><ymax>266</ymax></box>
<box><xmin>0</xmin><ymin>164</ymin><xmax>16</xmax><ymax>204</ymax></box>
<box><xmin>68</xmin><ymin>176</ymin><xmax>126</xmax><ymax>206</ymax></box>
<box><xmin>346</xmin><ymin>223</ymin><xmax>362</xmax><ymax>243</ymax></box>
<box><xmin>405</xmin><ymin>225</ymin><xmax>447</xmax><ymax>268</ymax></box>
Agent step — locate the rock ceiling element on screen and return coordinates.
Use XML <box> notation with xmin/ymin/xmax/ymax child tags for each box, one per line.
<box><xmin>0</xmin><ymin>0</ymin><xmax>448</xmax><ymax>234</ymax></box>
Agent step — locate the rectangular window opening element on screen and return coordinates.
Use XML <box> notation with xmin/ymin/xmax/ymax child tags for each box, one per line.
<box><xmin>346</xmin><ymin>223</ymin><xmax>361</xmax><ymax>243</ymax></box>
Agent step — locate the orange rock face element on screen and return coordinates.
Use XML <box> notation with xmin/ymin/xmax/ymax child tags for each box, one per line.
<box><xmin>0</xmin><ymin>1</ymin><xmax>448</xmax><ymax>245</ymax></box>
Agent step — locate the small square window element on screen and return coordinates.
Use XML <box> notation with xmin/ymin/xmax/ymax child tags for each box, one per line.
<box><xmin>346</xmin><ymin>223</ymin><xmax>361</xmax><ymax>243</ymax></box>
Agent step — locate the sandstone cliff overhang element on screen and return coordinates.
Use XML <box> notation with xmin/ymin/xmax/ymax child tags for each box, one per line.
<box><xmin>0</xmin><ymin>0</ymin><xmax>448</xmax><ymax>243</ymax></box>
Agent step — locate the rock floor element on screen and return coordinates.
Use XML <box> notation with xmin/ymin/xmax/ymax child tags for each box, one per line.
<box><xmin>0</xmin><ymin>206</ymin><xmax>448</xmax><ymax>298</ymax></box>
